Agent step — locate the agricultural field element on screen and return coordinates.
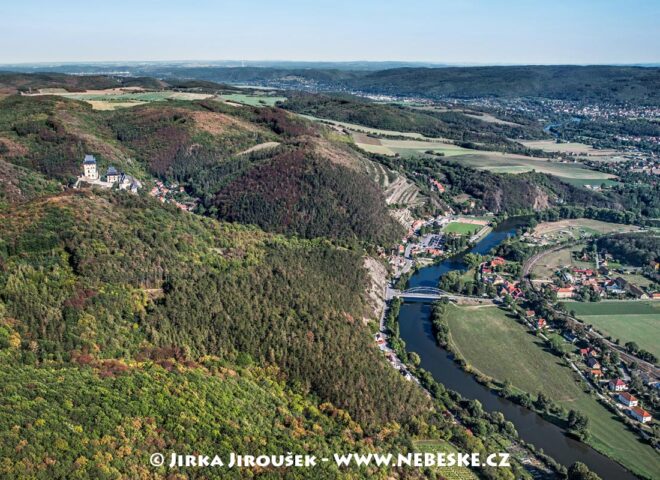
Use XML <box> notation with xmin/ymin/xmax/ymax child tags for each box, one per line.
<box><xmin>455</xmin><ymin>153</ymin><xmax>616</xmax><ymax>184</ymax></box>
<box><xmin>443</xmin><ymin>304</ymin><xmax>660</xmax><ymax>479</ymax></box>
<box><xmin>30</xmin><ymin>88</ymin><xmax>215</xmax><ymax>110</ymax></box>
<box><xmin>302</xmin><ymin>115</ymin><xmax>428</xmax><ymax>138</ymax></box>
<box><xmin>520</xmin><ymin>140</ymin><xmax>623</xmax><ymax>161</ymax></box>
<box><xmin>218</xmin><ymin>93</ymin><xmax>287</xmax><ymax>107</ymax></box>
<box><xmin>354</xmin><ymin>136</ymin><xmax>472</xmax><ymax>157</ymax></box>
<box><xmin>563</xmin><ymin>301</ymin><xmax>660</xmax><ymax>358</ymax></box>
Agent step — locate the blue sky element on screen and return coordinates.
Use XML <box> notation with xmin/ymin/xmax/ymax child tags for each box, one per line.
<box><xmin>1</xmin><ymin>0</ymin><xmax>658</xmax><ymax>64</ymax></box>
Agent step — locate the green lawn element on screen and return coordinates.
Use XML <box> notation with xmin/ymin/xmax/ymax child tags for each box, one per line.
<box><xmin>444</xmin><ymin>304</ymin><xmax>660</xmax><ymax>479</ymax></box>
<box><xmin>444</xmin><ymin>222</ymin><xmax>481</xmax><ymax>235</ymax></box>
<box><xmin>563</xmin><ymin>301</ymin><xmax>660</xmax><ymax>358</ymax></box>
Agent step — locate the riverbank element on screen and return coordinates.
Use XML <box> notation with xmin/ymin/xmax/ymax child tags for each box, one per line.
<box><xmin>394</xmin><ymin>218</ymin><xmax>644</xmax><ymax>480</ymax></box>
<box><xmin>433</xmin><ymin>302</ymin><xmax>658</xmax><ymax>479</ymax></box>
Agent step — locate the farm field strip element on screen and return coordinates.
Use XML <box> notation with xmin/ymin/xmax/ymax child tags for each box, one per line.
<box><xmin>520</xmin><ymin>140</ymin><xmax>623</xmax><ymax>160</ymax></box>
<box><xmin>217</xmin><ymin>93</ymin><xmax>287</xmax><ymax>106</ymax></box>
<box><xmin>443</xmin><ymin>304</ymin><xmax>660</xmax><ymax>479</ymax></box>
<box><xmin>566</xmin><ymin>301</ymin><xmax>659</xmax><ymax>360</ymax></box>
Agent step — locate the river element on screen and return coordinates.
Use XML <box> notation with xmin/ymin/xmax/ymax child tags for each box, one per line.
<box><xmin>397</xmin><ymin>217</ymin><xmax>638</xmax><ymax>480</ymax></box>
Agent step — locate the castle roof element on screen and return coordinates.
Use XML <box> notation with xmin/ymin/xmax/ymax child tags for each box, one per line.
<box><xmin>83</xmin><ymin>154</ymin><xmax>97</xmax><ymax>165</ymax></box>
<box><xmin>107</xmin><ymin>166</ymin><xmax>119</xmax><ymax>175</ymax></box>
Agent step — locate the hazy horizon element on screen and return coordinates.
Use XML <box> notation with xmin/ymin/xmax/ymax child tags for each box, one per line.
<box><xmin>1</xmin><ymin>0</ymin><xmax>659</xmax><ymax>65</ymax></box>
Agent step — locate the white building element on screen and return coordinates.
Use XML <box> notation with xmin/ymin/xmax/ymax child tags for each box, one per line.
<box><xmin>106</xmin><ymin>166</ymin><xmax>120</xmax><ymax>184</ymax></box>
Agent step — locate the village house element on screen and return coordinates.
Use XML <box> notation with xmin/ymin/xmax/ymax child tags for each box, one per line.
<box><xmin>555</xmin><ymin>286</ymin><xmax>575</xmax><ymax>299</ymax></box>
<box><xmin>536</xmin><ymin>318</ymin><xmax>547</xmax><ymax>329</ymax></box>
<box><xmin>590</xmin><ymin>369</ymin><xmax>603</xmax><ymax>380</ymax></box>
<box><xmin>499</xmin><ymin>280</ymin><xmax>523</xmax><ymax>300</ymax></box>
<box><xmin>617</xmin><ymin>392</ymin><xmax>638</xmax><ymax>407</ymax></box>
<box><xmin>586</xmin><ymin>357</ymin><xmax>601</xmax><ymax>369</ymax></box>
<box><xmin>609</xmin><ymin>378</ymin><xmax>628</xmax><ymax>392</ymax></box>
<box><xmin>628</xmin><ymin>406</ymin><xmax>653</xmax><ymax>424</ymax></box>
<box><xmin>429</xmin><ymin>178</ymin><xmax>445</xmax><ymax>193</ymax></box>
<box><xmin>616</xmin><ymin>277</ymin><xmax>649</xmax><ymax>299</ymax></box>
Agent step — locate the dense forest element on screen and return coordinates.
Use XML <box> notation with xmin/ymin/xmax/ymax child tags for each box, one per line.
<box><xmin>596</xmin><ymin>233</ymin><xmax>660</xmax><ymax>267</ymax></box>
<box><xmin>0</xmin><ymin>191</ymin><xmax>427</xmax><ymax>430</ymax></box>
<box><xmin>347</xmin><ymin>66</ymin><xmax>660</xmax><ymax>105</ymax></box>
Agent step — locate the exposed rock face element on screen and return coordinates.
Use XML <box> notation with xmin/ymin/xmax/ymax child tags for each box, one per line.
<box><xmin>362</xmin><ymin>255</ymin><xmax>388</xmax><ymax>324</ymax></box>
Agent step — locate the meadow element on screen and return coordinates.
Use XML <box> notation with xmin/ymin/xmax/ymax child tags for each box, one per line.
<box><xmin>564</xmin><ymin>301</ymin><xmax>660</xmax><ymax>358</ymax></box>
<box><xmin>444</xmin><ymin>304</ymin><xmax>660</xmax><ymax>479</ymax></box>
<box><xmin>413</xmin><ymin>439</ymin><xmax>479</xmax><ymax>480</ymax></box>
<box><xmin>531</xmin><ymin>245</ymin><xmax>587</xmax><ymax>281</ymax></box>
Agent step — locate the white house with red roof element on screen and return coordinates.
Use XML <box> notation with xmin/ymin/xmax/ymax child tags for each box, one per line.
<box><xmin>629</xmin><ymin>406</ymin><xmax>652</xmax><ymax>424</ymax></box>
<box><xmin>609</xmin><ymin>378</ymin><xmax>628</xmax><ymax>392</ymax></box>
<box><xmin>617</xmin><ymin>392</ymin><xmax>638</xmax><ymax>407</ymax></box>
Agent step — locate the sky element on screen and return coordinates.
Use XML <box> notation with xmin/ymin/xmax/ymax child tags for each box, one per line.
<box><xmin>1</xmin><ymin>0</ymin><xmax>659</xmax><ymax>65</ymax></box>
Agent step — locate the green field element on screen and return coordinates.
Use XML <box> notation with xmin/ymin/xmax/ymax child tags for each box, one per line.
<box><xmin>444</xmin><ymin>222</ymin><xmax>482</xmax><ymax>235</ymax></box>
<box><xmin>444</xmin><ymin>304</ymin><xmax>660</xmax><ymax>479</ymax></box>
<box><xmin>218</xmin><ymin>93</ymin><xmax>287</xmax><ymax>107</ymax></box>
<box><xmin>563</xmin><ymin>301</ymin><xmax>660</xmax><ymax>358</ymax></box>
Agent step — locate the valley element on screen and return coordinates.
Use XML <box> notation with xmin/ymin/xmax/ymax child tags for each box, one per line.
<box><xmin>0</xmin><ymin>66</ymin><xmax>658</xmax><ymax>480</ymax></box>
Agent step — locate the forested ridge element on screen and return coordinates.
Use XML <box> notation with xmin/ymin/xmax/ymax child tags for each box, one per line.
<box><xmin>281</xmin><ymin>92</ymin><xmax>545</xmax><ymax>150</ymax></box>
<box><xmin>15</xmin><ymin>64</ymin><xmax>657</xmax><ymax>105</ymax></box>
<box><xmin>596</xmin><ymin>233</ymin><xmax>660</xmax><ymax>267</ymax></box>
<box><xmin>0</xmin><ymin>94</ymin><xmax>402</xmax><ymax>244</ymax></box>
<box><xmin>0</xmin><ymin>191</ymin><xmax>428</xmax><ymax>428</ymax></box>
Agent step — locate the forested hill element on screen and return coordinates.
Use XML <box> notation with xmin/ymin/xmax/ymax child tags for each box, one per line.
<box><xmin>348</xmin><ymin>66</ymin><xmax>660</xmax><ymax>104</ymax></box>
<box><xmin>0</xmin><ymin>94</ymin><xmax>402</xmax><ymax>244</ymax></box>
<box><xmin>0</xmin><ymin>191</ymin><xmax>430</xmax><ymax>431</ymax></box>
<box><xmin>5</xmin><ymin>65</ymin><xmax>659</xmax><ymax>104</ymax></box>
<box><xmin>0</xmin><ymin>190</ymin><xmax>427</xmax><ymax>478</ymax></box>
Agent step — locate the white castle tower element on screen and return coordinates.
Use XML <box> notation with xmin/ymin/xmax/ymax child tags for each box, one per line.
<box><xmin>82</xmin><ymin>154</ymin><xmax>98</xmax><ymax>180</ymax></box>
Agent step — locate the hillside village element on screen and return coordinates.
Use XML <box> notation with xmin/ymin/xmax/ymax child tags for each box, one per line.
<box><xmin>544</xmin><ymin>248</ymin><xmax>660</xmax><ymax>302</ymax></box>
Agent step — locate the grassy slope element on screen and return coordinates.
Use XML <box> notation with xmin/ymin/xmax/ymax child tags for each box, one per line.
<box><xmin>444</xmin><ymin>304</ymin><xmax>660</xmax><ymax>479</ymax></box>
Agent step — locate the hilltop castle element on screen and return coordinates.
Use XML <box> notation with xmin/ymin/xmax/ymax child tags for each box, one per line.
<box><xmin>76</xmin><ymin>154</ymin><xmax>142</xmax><ymax>193</ymax></box>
